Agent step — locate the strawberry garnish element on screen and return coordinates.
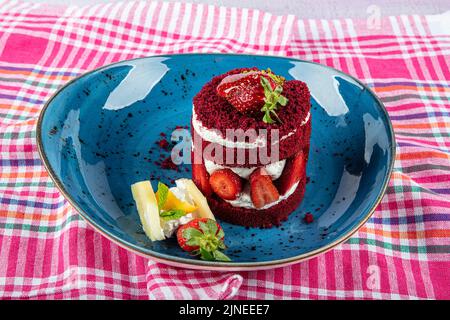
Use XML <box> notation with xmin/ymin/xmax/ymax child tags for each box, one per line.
<box><xmin>276</xmin><ymin>151</ymin><xmax>305</xmax><ymax>195</ymax></box>
<box><xmin>209</xmin><ymin>169</ymin><xmax>242</xmax><ymax>200</ymax></box>
<box><xmin>192</xmin><ymin>163</ymin><xmax>213</xmax><ymax>197</ymax></box>
<box><xmin>249</xmin><ymin>168</ymin><xmax>280</xmax><ymax>209</ymax></box>
<box><xmin>216</xmin><ymin>71</ymin><xmax>262</xmax><ymax>97</ymax></box>
<box><xmin>177</xmin><ymin>218</ymin><xmax>230</xmax><ymax>261</ymax></box>
<box><xmin>217</xmin><ymin>69</ymin><xmax>288</xmax><ymax>123</ymax></box>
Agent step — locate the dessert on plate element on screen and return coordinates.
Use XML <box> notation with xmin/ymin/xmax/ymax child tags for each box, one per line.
<box><xmin>191</xmin><ymin>68</ymin><xmax>311</xmax><ymax>228</ymax></box>
<box><xmin>129</xmin><ymin>67</ymin><xmax>311</xmax><ymax>261</ymax></box>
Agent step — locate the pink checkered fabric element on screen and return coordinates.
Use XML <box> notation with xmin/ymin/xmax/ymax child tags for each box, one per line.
<box><xmin>0</xmin><ymin>0</ymin><xmax>449</xmax><ymax>299</ymax></box>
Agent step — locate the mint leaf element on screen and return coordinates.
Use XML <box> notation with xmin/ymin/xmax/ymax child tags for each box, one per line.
<box><xmin>263</xmin><ymin>112</ymin><xmax>274</xmax><ymax>124</ymax></box>
<box><xmin>156</xmin><ymin>182</ymin><xmax>169</xmax><ymax>210</ymax></box>
<box><xmin>260</xmin><ymin>77</ymin><xmax>288</xmax><ymax>124</ymax></box>
<box><xmin>278</xmin><ymin>95</ymin><xmax>288</xmax><ymax>106</ymax></box>
<box><xmin>160</xmin><ymin>209</ymin><xmax>186</xmax><ymax>221</ymax></box>
<box><xmin>212</xmin><ymin>250</ymin><xmax>231</xmax><ymax>262</ymax></box>
<box><xmin>274</xmin><ymin>85</ymin><xmax>283</xmax><ymax>94</ymax></box>
<box><xmin>261</xmin><ymin>76</ymin><xmax>272</xmax><ymax>92</ymax></box>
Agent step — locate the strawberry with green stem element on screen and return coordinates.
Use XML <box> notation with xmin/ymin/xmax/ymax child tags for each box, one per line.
<box><xmin>177</xmin><ymin>218</ymin><xmax>231</xmax><ymax>261</ymax></box>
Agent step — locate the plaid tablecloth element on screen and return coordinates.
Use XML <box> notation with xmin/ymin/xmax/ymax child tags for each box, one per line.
<box><xmin>0</xmin><ymin>0</ymin><xmax>449</xmax><ymax>299</ymax></box>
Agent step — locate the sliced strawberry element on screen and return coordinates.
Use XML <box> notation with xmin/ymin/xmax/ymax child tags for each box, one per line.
<box><xmin>276</xmin><ymin>151</ymin><xmax>306</xmax><ymax>195</ymax></box>
<box><xmin>192</xmin><ymin>163</ymin><xmax>213</xmax><ymax>197</ymax></box>
<box><xmin>249</xmin><ymin>168</ymin><xmax>280</xmax><ymax>209</ymax></box>
<box><xmin>209</xmin><ymin>169</ymin><xmax>242</xmax><ymax>200</ymax></box>
<box><xmin>216</xmin><ymin>70</ymin><xmax>284</xmax><ymax>116</ymax></box>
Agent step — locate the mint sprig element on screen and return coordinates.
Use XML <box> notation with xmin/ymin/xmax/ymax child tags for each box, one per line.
<box><xmin>156</xmin><ymin>182</ymin><xmax>188</xmax><ymax>221</ymax></box>
<box><xmin>260</xmin><ymin>76</ymin><xmax>288</xmax><ymax>124</ymax></box>
<box><xmin>160</xmin><ymin>209</ymin><xmax>186</xmax><ymax>221</ymax></box>
<box><xmin>156</xmin><ymin>182</ymin><xmax>169</xmax><ymax>210</ymax></box>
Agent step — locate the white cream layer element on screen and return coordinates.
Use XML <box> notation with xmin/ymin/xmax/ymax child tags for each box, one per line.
<box><xmin>159</xmin><ymin>181</ymin><xmax>195</xmax><ymax>238</ymax></box>
<box><xmin>204</xmin><ymin>158</ymin><xmax>286</xmax><ymax>180</ymax></box>
<box><xmin>192</xmin><ymin>105</ymin><xmax>308</xmax><ymax>210</ymax></box>
<box><xmin>192</xmin><ymin>105</ymin><xmax>310</xmax><ymax>149</ymax></box>
<box><xmin>225</xmin><ymin>181</ymin><xmax>299</xmax><ymax>210</ymax></box>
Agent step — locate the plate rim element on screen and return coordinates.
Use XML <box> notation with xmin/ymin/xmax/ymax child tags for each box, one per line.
<box><xmin>36</xmin><ymin>53</ymin><xmax>396</xmax><ymax>271</ymax></box>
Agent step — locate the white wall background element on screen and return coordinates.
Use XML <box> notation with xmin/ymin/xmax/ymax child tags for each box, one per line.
<box><xmin>26</xmin><ymin>0</ymin><xmax>449</xmax><ymax>18</ymax></box>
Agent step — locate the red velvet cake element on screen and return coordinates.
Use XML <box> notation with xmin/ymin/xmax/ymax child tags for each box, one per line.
<box><xmin>191</xmin><ymin>68</ymin><xmax>311</xmax><ymax>228</ymax></box>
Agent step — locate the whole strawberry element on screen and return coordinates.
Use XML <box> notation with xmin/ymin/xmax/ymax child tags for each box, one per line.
<box><xmin>216</xmin><ymin>69</ymin><xmax>288</xmax><ymax>123</ymax></box>
<box><xmin>177</xmin><ymin>218</ymin><xmax>231</xmax><ymax>261</ymax></box>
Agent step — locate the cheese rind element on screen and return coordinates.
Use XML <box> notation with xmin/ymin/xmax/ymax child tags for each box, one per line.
<box><xmin>177</xmin><ymin>178</ymin><xmax>216</xmax><ymax>221</ymax></box>
<box><xmin>131</xmin><ymin>181</ymin><xmax>165</xmax><ymax>241</ymax></box>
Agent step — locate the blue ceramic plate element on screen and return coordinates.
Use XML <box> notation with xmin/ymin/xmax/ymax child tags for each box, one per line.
<box><xmin>37</xmin><ymin>54</ymin><xmax>395</xmax><ymax>271</ymax></box>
